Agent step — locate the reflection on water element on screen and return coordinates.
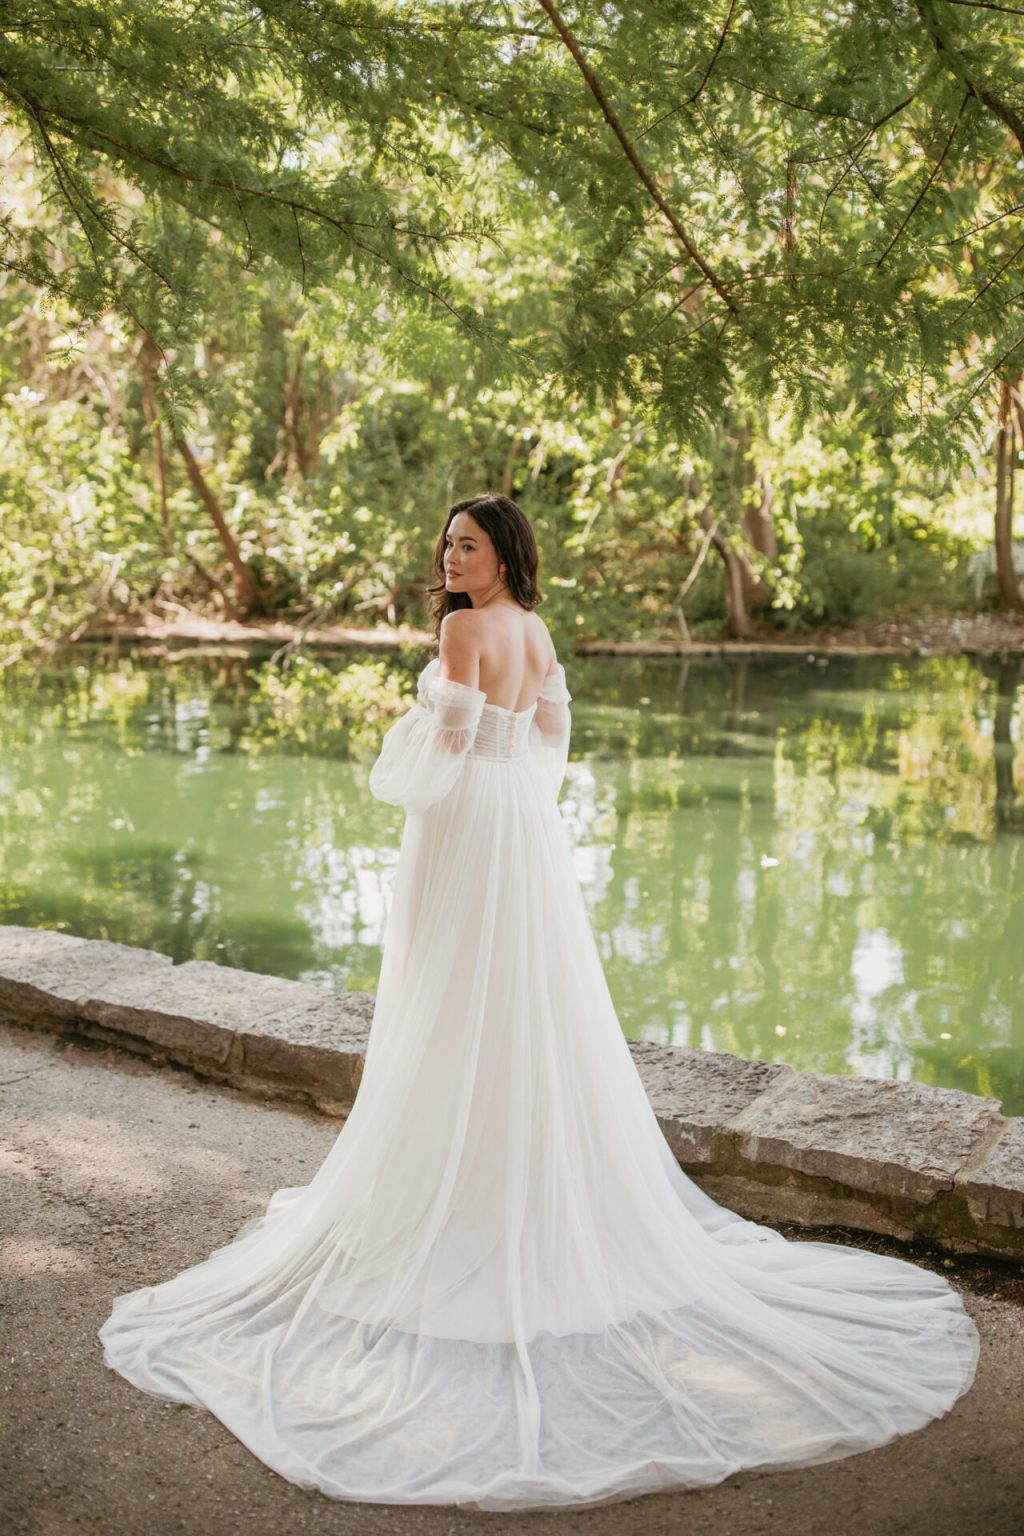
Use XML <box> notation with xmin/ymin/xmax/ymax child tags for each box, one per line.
<box><xmin>1</xmin><ymin>648</ymin><xmax>1021</xmax><ymax>1112</ymax></box>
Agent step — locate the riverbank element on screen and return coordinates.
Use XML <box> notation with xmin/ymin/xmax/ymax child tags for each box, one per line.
<box><xmin>77</xmin><ymin>607</ymin><xmax>1024</xmax><ymax>659</ymax></box>
<box><xmin>2</xmin><ymin>926</ymin><xmax>1021</xmax><ymax>1264</ymax></box>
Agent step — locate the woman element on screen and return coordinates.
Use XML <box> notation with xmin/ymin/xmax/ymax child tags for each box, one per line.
<box><xmin>100</xmin><ymin>493</ymin><xmax>978</xmax><ymax>1511</ymax></box>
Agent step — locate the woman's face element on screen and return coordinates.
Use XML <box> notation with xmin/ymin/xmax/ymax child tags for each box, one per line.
<box><xmin>443</xmin><ymin>512</ymin><xmax>501</xmax><ymax>596</ymax></box>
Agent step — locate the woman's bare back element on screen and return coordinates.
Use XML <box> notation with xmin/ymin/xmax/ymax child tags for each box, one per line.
<box><xmin>441</xmin><ymin>606</ymin><xmax>556</xmax><ymax>713</ymax></box>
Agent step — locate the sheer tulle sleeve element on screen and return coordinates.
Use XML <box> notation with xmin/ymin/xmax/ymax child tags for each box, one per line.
<box><xmin>369</xmin><ymin>665</ymin><xmax>487</xmax><ymax>816</ymax></box>
<box><xmin>529</xmin><ymin>661</ymin><xmax>573</xmax><ymax>799</ymax></box>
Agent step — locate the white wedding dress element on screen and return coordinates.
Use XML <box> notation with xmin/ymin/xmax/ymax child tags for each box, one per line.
<box><xmin>100</xmin><ymin>655</ymin><xmax>979</xmax><ymax>1510</ymax></box>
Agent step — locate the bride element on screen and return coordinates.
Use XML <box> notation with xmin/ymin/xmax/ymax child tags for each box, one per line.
<box><xmin>100</xmin><ymin>493</ymin><xmax>978</xmax><ymax>1510</ymax></box>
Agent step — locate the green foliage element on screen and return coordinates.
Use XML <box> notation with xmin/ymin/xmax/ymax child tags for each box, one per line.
<box><xmin>0</xmin><ymin>1</ymin><xmax>1018</xmax><ymax>654</ymax></box>
<box><xmin>753</xmin><ymin>393</ymin><xmax>982</xmax><ymax>628</ymax></box>
<box><xmin>781</xmin><ymin>515</ymin><xmax>972</xmax><ymax>629</ymax></box>
<box><xmin>0</xmin><ymin>256</ymin><xmax>999</xmax><ymax>655</ymax></box>
<box><xmin>2</xmin><ymin>1</ymin><xmax>1023</xmax><ymax>443</ymax></box>
<box><xmin>246</xmin><ymin>655</ymin><xmax>410</xmax><ymax>756</ymax></box>
<box><xmin>0</xmin><ymin>382</ymin><xmax>154</xmax><ymax>656</ymax></box>
<box><xmin>0</xmin><ymin>0</ymin><xmax>499</xmax><ymax>372</ymax></box>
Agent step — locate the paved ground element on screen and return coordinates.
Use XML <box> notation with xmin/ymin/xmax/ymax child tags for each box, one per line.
<box><xmin>2</xmin><ymin>1020</ymin><xmax>1022</xmax><ymax>1536</ymax></box>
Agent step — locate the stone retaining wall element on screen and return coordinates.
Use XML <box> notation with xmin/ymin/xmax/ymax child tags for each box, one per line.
<box><xmin>1</xmin><ymin>925</ymin><xmax>1021</xmax><ymax>1263</ymax></box>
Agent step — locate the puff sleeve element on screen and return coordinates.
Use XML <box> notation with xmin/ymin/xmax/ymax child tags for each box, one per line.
<box><xmin>369</xmin><ymin>664</ymin><xmax>486</xmax><ymax>816</ymax></box>
<box><xmin>529</xmin><ymin>661</ymin><xmax>572</xmax><ymax>799</ymax></box>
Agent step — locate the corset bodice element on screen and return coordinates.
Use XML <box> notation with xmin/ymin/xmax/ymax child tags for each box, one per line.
<box><xmin>415</xmin><ymin>657</ymin><xmax>538</xmax><ymax>761</ymax></box>
<box><xmin>467</xmin><ymin>701</ymin><xmax>536</xmax><ymax>761</ymax></box>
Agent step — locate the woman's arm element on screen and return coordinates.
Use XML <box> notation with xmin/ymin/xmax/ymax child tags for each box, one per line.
<box><xmin>368</xmin><ymin>644</ymin><xmax>486</xmax><ymax>814</ymax></box>
<box><xmin>529</xmin><ymin>658</ymin><xmax>572</xmax><ymax>798</ymax></box>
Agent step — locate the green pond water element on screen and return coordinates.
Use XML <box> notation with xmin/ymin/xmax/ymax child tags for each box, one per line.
<box><xmin>1</xmin><ymin>646</ymin><xmax>1021</xmax><ymax>1113</ymax></box>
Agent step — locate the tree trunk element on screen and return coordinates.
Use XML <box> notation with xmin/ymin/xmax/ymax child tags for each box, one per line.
<box><xmin>182</xmin><ymin>550</ymin><xmax>243</xmax><ymax>621</ymax></box>
<box><xmin>283</xmin><ymin>342</ymin><xmax>308</xmax><ymax>479</ymax></box>
<box><xmin>138</xmin><ymin>333</ymin><xmax>243</xmax><ymax>620</ymax></box>
<box><xmin>138</xmin><ymin>334</ymin><xmax>169</xmax><ymax>537</ymax></box>
<box><xmin>741</xmin><ymin>468</ymin><xmax>778</xmax><ymax>609</ymax></box>
<box><xmin>994</xmin><ymin>379</ymin><xmax>1022</xmax><ymax>609</ymax></box>
<box><xmin>501</xmin><ymin>438</ymin><xmax>523</xmax><ymax>497</ymax></box>
<box><xmin>744</xmin><ymin>469</ymin><xmax>778</xmax><ymax>563</ymax></box>
<box><xmin>721</xmin><ymin>540</ymin><xmax>755</xmax><ymax>637</ymax></box>
<box><xmin>726</xmin><ymin>418</ymin><xmax>772</xmax><ymax>613</ymax></box>
<box><xmin>307</xmin><ymin>358</ymin><xmax>330</xmax><ymax>473</ymax></box>
<box><xmin>173</xmin><ymin>434</ymin><xmax>263</xmax><ymax>615</ymax></box>
<box><xmin>700</xmin><ymin>511</ymin><xmax>755</xmax><ymax>638</ymax></box>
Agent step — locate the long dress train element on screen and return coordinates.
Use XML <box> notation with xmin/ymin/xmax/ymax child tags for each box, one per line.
<box><xmin>99</xmin><ymin>656</ymin><xmax>979</xmax><ymax>1510</ymax></box>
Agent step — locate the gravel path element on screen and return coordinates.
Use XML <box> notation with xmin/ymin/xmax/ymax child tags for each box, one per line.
<box><xmin>2</xmin><ymin>1022</ymin><xmax>1021</xmax><ymax>1536</ymax></box>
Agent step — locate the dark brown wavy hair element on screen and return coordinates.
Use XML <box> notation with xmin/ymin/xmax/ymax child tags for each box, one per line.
<box><xmin>426</xmin><ymin>494</ymin><xmax>543</xmax><ymax>643</ymax></box>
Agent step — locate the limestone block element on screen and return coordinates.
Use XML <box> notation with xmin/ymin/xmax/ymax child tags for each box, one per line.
<box><xmin>82</xmin><ymin>958</ymin><xmax>372</xmax><ymax>1080</ymax></box>
<box><xmin>958</xmin><ymin>1118</ymin><xmax>1024</xmax><ymax>1230</ymax></box>
<box><xmin>221</xmin><ymin>976</ymin><xmax>376</xmax><ymax>1112</ymax></box>
<box><xmin>0</xmin><ymin>925</ymin><xmax>173</xmax><ymax>1024</ymax></box>
<box><xmin>79</xmin><ymin>967</ymin><xmax>239</xmax><ymax>1066</ymax></box>
<box><xmin>694</xmin><ymin>1171</ymin><xmax>920</xmax><ymax>1245</ymax></box>
<box><xmin>629</xmin><ymin>1041</ymin><xmax>790</xmax><ymax>1163</ymax></box>
<box><xmin>171</xmin><ymin>964</ymin><xmax>375</xmax><ymax>1104</ymax></box>
<box><xmin>728</xmin><ymin>1071</ymin><xmax>1003</xmax><ymax>1205</ymax></box>
<box><xmin>0</xmin><ymin>929</ymin><xmax>375</xmax><ymax>1095</ymax></box>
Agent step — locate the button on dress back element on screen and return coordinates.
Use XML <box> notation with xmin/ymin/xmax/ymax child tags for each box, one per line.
<box><xmin>468</xmin><ymin>701</ymin><xmax>535</xmax><ymax>760</ymax></box>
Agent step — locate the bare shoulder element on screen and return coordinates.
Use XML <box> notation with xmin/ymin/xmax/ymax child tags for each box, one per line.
<box><xmin>438</xmin><ymin>607</ymin><xmax>484</xmax><ymax>683</ymax></box>
<box><xmin>527</xmin><ymin>609</ymin><xmax>558</xmax><ymax>669</ymax></box>
<box><xmin>439</xmin><ymin>607</ymin><xmax>484</xmax><ymax>652</ymax></box>
<box><xmin>440</xmin><ymin>607</ymin><xmax>483</xmax><ymax>634</ymax></box>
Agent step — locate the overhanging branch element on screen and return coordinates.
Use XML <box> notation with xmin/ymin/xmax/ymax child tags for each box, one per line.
<box><xmin>0</xmin><ymin>81</ymin><xmax>484</xmax><ymax>329</ymax></box>
<box><xmin>533</xmin><ymin>0</ymin><xmax>739</xmax><ymax>315</ymax></box>
<box><xmin>915</xmin><ymin>0</ymin><xmax>1024</xmax><ymax>159</ymax></box>
<box><xmin>876</xmin><ymin>90</ymin><xmax>970</xmax><ymax>266</ymax></box>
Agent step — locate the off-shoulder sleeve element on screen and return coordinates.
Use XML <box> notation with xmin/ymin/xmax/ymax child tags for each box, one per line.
<box><xmin>369</xmin><ymin>665</ymin><xmax>486</xmax><ymax>816</ymax></box>
<box><xmin>529</xmin><ymin>661</ymin><xmax>572</xmax><ymax>799</ymax></box>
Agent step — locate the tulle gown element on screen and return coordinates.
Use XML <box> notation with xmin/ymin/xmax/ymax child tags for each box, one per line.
<box><xmin>99</xmin><ymin>655</ymin><xmax>979</xmax><ymax>1510</ymax></box>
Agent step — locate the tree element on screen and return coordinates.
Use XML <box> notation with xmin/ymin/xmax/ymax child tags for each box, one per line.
<box><xmin>1</xmin><ymin>1</ymin><xmax>1018</xmax><ymax>648</ymax></box>
<box><xmin>4</xmin><ymin>2</ymin><xmax>1023</xmax><ymax>449</ymax></box>
<box><xmin>0</xmin><ymin>1</ymin><xmax>498</xmax><ymax>369</ymax></box>
<box><xmin>994</xmin><ymin>377</ymin><xmax>1022</xmax><ymax>607</ymax></box>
